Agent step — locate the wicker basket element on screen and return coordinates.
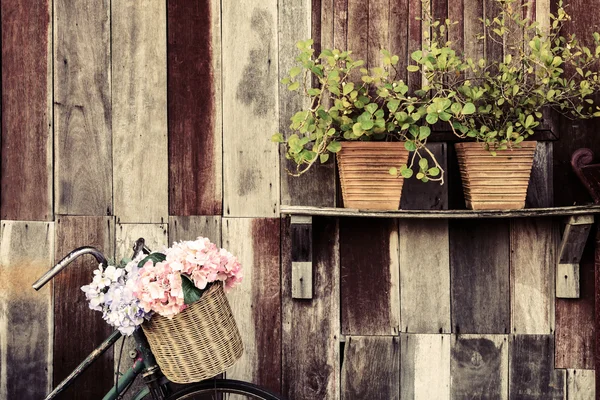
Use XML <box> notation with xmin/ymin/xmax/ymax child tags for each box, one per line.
<box><xmin>141</xmin><ymin>283</ymin><xmax>244</xmax><ymax>383</ymax></box>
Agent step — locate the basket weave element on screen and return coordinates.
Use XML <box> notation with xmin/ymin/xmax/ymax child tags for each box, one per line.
<box><xmin>141</xmin><ymin>283</ymin><xmax>243</xmax><ymax>383</ymax></box>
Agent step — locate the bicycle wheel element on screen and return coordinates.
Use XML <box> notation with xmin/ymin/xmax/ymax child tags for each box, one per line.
<box><xmin>167</xmin><ymin>379</ymin><xmax>284</xmax><ymax>400</ymax></box>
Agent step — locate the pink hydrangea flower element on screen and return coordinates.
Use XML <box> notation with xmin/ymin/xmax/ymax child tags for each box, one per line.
<box><xmin>134</xmin><ymin>260</ymin><xmax>186</xmax><ymax>319</ymax></box>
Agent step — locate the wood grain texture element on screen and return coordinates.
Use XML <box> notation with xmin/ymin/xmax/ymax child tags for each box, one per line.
<box><xmin>407</xmin><ymin>0</ymin><xmax>423</xmax><ymax>91</ymax></box>
<box><xmin>367</xmin><ymin>0</ymin><xmax>389</xmax><ymax>68</ymax></box>
<box><xmin>557</xmin><ymin>263</ymin><xmax>581</xmax><ymax>299</ymax></box>
<box><xmin>340</xmin><ymin>218</ymin><xmax>400</xmax><ymax>335</ymax></box>
<box><xmin>510</xmin><ymin>335</ymin><xmax>565</xmax><ymax>399</ymax></box>
<box><xmin>556</xmin><ymin>230</ymin><xmax>596</xmax><ymax>369</ymax></box>
<box><xmin>168</xmin><ymin>216</ymin><xmax>222</xmax><ymax>246</ymax></box>
<box><xmin>168</xmin><ymin>0</ymin><xmax>222</xmax><ymax>216</ymax></box>
<box><xmin>341</xmin><ymin>336</ymin><xmax>399</xmax><ymax>400</ymax></box>
<box><xmin>567</xmin><ymin>369</ymin><xmax>595</xmax><ymax>400</ymax></box>
<box><xmin>222</xmin><ymin>218</ymin><xmax>281</xmax><ymax>393</ymax></box>
<box><xmin>1</xmin><ymin>0</ymin><xmax>53</xmax><ymax>221</ymax></box>
<box><xmin>114</xmin><ymin>223</ymin><xmax>168</xmax><ymax>400</ymax></box>
<box><xmin>112</xmin><ymin>0</ymin><xmax>168</xmax><ymax>223</ymax></box>
<box><xmin>0</xmin><ymin>221</ymin><xmax>54</xmax><ymax>399</ymax></box>
<box><xmin>333</xmin><ymin>0</ymin><xmax>348</xmax><ymax>51</ymax></box>
<box><xmin>279</xmin><ymin>0</ymin><xmax>336</xmax><ymax>208</ymax></box>
<box><xmin>401</xmin><ymin>144</ymin><xmax>448</xmax><ymax>210</ymax></box>
<box><xmin>54</xmin><ymin>1</ymin><xmax>112</xmax><ymax>216</ymax></box>
<box><xmin>222</xmin><ymin>0</ymin><xmax>279</xmax><ymax>217</ymax></box>
<box><xmin>462</xmin><ymin>0</ymin><xmax>484</xmax><ymax>61</ymax></box>
<box><xmin>390</xmin><ymin>0</ymin><xmax>409</xmax><ymax>82</ymax></box>
<box><xmin>347</xmin><ymin>0</ymin><xmax>368</xmax><ymax>67</ymax></box>
<box><xmin>400</xmin><ymin>334</ymin><xmax>451</xmax><ymax>400</ymax></box>
<box><xmin>450</xmin><ymin>335</ymin><xmax>508</xmax><ymax>399</ymax></box>
<box><xmin>54</xmin><ymin>216</ymin><xmax>115</xmax><ymax>399</ymax></box>
<box><xmin>450</xmin><ymin>219</ymin><xmax>510</xmax><ymax>334</ymax></box>
<box><xmin>282</xmin><ymin>217</ymin><xmax>340</xmax><ymax>400</ymax></box>
<box><xmin>510</xmin><ymin>218</ymin><xmax>555</xmax><ymax>334</ymax></box>
<box><xmin>526</xmin><ymin>142</ymin><xmax>553</xmax><ymax>208</ymax></box>
<box><xmin>399</xmin><ymin>219</ymin><xmax>450</xmax><ymax>333</ymax></box>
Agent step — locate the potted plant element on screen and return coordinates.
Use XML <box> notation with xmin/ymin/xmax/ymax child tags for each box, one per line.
<box><xmin>411</xmin><ymin>0</ymin><xmax>600</xmax><ymax>209</ymax></box>
<box><xmin>273</xmin><ymin>40</ymin><xmax>445</xmax><ymax>210</ymax></box>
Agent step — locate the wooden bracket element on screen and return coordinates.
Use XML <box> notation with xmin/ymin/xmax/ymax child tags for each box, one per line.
<box><xmin>291</xmin><ymin>215</ymin><xmax>313</xmax><ymax>299</ymax></box>
<box><xmin>556</xmin><ymin>214</ymin><xmax>594</xmax><ymax>298</ymax></box>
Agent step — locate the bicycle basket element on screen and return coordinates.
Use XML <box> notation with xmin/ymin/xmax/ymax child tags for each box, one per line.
<box><xmin>141</xmin><ymin>282</ymin><xmax>244</xmax><ymax>383</ymax></box>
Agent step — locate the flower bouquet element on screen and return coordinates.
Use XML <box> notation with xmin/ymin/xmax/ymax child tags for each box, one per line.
<box><xmin>82</xmin><ymin>237</ymin><xmax>244</xmax><ymax>383</ymax></box>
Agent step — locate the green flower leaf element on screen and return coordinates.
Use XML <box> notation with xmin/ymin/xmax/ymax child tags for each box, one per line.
<box><xmin>271</xmin><ymin>133</ymin><xmax>284</xmax><ymax>143</ymax></box>
<box><xmin>419</xmin><ymin>126</ymin><xmax>431</xmax><ymax>140</ymax></box>
<box><xmin>462</xmin><ymin>102</ymin><xmax>476</xmax><ymax>115</ymax></box>
<box><xmin>343</xmin><ymin>82</ymin><xmax>355</xmax><ymax>95</ymax></box>
<box><xmin>320</xmin><ymin>153</ymin><xmax>330</xmax><ymax>163</ymax></box>
<box><xmin>389</xmin><ymin>167</ymin><xmax>398</xmax><ymax>176</ymax></box>
<box><xmin>419</xmin><ymin>158</ymin><xmax>429</xmax><ymax>170</ymax></box>
<box><xmin>181</xmin><ymin>275</ymin><xmax>205</xmax><ymax>305</ymax></box>
<box><xmin>426</xmin><ymin>113</ymin><xmax>439</xmax><ymax>124</ymax></box>
<box><xmin>327</xmin><ymin>141</ymin><xmax>342</xmax><ymax>153</ymax></box>
<box><xmin>404</xmin><ymin>141</ymin><xmax>417</xmax><ymax>152</ymax></box>
<box><xmin>138</xmin><ymin>252</ymin><xmax>166</xmax><ymax>269</ymax></box>
<box><xmin>288</xmin><ymin>81</ymin><xmax>300</xmax><ymax>91</ymax></box>
<box><xmin>407</xmin><ymin>65</ymin><xmax>420</xmax><ymax>72</ymax></box>
<box><xmin>428</xmin><ymin>167</ymin><xmax>440</xmax><ymax>177</ymax></box>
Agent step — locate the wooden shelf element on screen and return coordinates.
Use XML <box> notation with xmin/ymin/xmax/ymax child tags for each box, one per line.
<box><xmin>280</xmin><ymin>204</ymin><xmax>600</xmax><ymax>219</ymax></box>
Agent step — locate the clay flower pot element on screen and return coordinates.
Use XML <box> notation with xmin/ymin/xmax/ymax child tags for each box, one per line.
<box><xmin>337</xmin><ymin>142</ymin><xmax>409</xmax><ymax>210</ymax></box>
<box><xmin>455</xmin><ymin>141</ymin><xmax>537</xmax><ymax>210</ymax></box>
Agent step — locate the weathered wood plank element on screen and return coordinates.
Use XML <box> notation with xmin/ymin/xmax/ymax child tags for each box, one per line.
<box><xmin>557</xmin><ymin>263</ymin><xmax>581</xmax><ymax>299</ymax></box>
<box><xmin>407</xmin><ymin>0</ymin><xmax>423</xmax><ymax>91</ymax></box>
<box><xmin>280</xmin><ymin>204</ymin><xmax>600</xmax><ymax>218</ymax></box>
<box><xmin>168</xmin><ymin>216</ymin><xmax>222</xmax><ymax>246</ymax></box>
<box><xmin>401</xmin><ymin>144</ymin><xmax>449</xmax><ymax>210</ymax></box>
<box><xmin>54</xmin><ymin>1</ymin><xmax>112</xmax><ymax>216</ymax></box>
<box><xmin>1</xmin><ymin>0</ymin><xmax>53</xmax><ymax>221</ymax></box>
<box><xmin>340</xmin><ymin>218</ymin><xmax>400</xmax><ymax>335</ymax></box>
<box><xmin>222</xmin><ymin>0</ymin><xmax>279</xmax><ymax>217</ymax></box>
<box><xmin>54</xmin><ymin>217</ymin><xmax>115</xmax><ymax>399</ymax></box>
<box><xmin>556</xmin><ymin>230</ymin><xmax>596</xmax><ymax>369</ymax></box>
<box><xmin>510</xmin><ymin>218</ymin><xmax>555</xmax><ymax>334</ymax></box>
<box><xmin>400</xmin><ymin>334</ymin><xmax>451</xmax><ymax>399</ymax></box>
<box><xmin>566</xmin><ymin>369</ymin><xmax>595</xmax><ymax>400</ymax></box>
<box><xmin>0</xmin><ymin>221</ymin><xmax>54</xmax><ymax>399</ymax></box>
<box><xmin>114</xmin><ymin>223</ymin><xmax>168</xmax><ymax>400</ymax></box>
<box><xmin>112</xmin><ymin>0</ymin><xmax>168</xmax><ymax>223</ymax></box>
<box><xmin>367</xmin><ymin>0</ymin><xmax>389</xmax><ymax>68</ymax></box>
<box><xmin>526</xmin><ymin>142</ymin><xmax>553</xmax><ymax>208</ymax></box>
<box><xmin>389</xmin><ymin>0</ymin><xmax>409</xmax><ymax>82</ymax></box>
<box><xmin>447</xmin><ymin>0</ymin><xmax>464</xmax><ymax>56</ymax></box>
<box><xmin>484</xmin><ymin>0</ymin><xmax>504</xmax><ymax>62</ymax></box>
<box><xmin>462</xmin><ymin>0</ymin><xmax>484</xmax><ymax>61</ymax></box>
<box><xmin>399</xmin><ymin>219</ymin><xmax>450</xmax><ymax>333</ymax></box>
<box><xmin>341</xmin><ymin>336</ymin><xmax>399</xmax><ymax>400</ymax></box>
<box><xmin>282</xmin><ymin>217</ymin><xmax>340</xmax><ymax>400</ymax></box>
<box><xmin>450</xmin><ymin>219</ymin><xmax>510</xmax><ymax>334</ymax></box>
<box><xmin>510</xmin><ymin>335</ymin><xmax>565</xmax><ymax>399</ymax></box>
<box><xmin>450</xmin><ymin>335</ymin><xmax>509</xmax><ymax>399</ymax></box>
<box><xmin>222</xmin><ymin>218</ymin><xmax>281</xmax><ymax>393</ymax></box>
<box><xmin>167</xmin><ymin>0</ymin><xmax>222</xmax><ymax>216</ymax></box>
<box><xmin>279</xmin><ymin>0</ymin><xmax>335</xmax><ymax>207</ymax></box>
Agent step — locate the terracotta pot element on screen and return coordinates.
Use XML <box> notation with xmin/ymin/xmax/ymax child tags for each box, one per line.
<box><xmin>455</xmin><ymin>141</ymin><xmax>537</xmax><ymax>210</ymax></box>
<box><xmin>337</xmin><ymin>142</ymin><xmax>409</xmax><ymax>210</ymax></box>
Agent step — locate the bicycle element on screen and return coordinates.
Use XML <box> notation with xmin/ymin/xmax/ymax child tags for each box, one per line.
<box><xmin>32</xmin><ymin>238</ymin><xmax>285</xmax><ymax>400</ymax></box>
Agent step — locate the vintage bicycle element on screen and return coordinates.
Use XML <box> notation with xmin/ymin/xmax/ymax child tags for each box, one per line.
<box><xmin>32</xmin><ymin>238</ymin><xmax>285</xmax><ymax>400</ymax></box>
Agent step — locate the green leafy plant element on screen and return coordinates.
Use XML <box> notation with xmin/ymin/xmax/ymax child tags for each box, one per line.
<box><xmin>412</xmin><ymin>0</ymin><xmax>600</xmax><ymax>153</ymax></box>
<box><xmin>273</xmin><ymin>39</ymin><xmax>445</xmax><ymax>183</ymax></box>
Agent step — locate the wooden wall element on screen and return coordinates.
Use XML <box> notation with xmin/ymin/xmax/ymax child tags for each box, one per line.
<box><xmin>0</xmin><ymin>0</ymin><xmax>598</xmax><ymax>399</ymax></box>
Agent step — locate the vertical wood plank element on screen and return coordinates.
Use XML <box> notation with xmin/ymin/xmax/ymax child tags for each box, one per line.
<box><xmin>399</xmin><ymin>219</ymin><xmax>450</xmax><ymax>333</ymax></box>
<box><xmin>400</xmin><ymin>334</ymin><xmax>451</xmax><ymax>400</ymax></box>
<box><xmin>167</xmin><ymin>0</ymin><xmax>222</xmax><ymax>216</ymax></box>
<box><xmin>407</xmin><ymin>0</ymin><xmax>423</xmax><ymax>91</ymax></box>
<box><xmin>341</xmin><ymin>336</ymin><xmax>399</xmax><ymax>400</ymax></box>
<box><xmin>222</xmin><ymin>218</ymin><xmax>281</xmax><ymax>393</ymax></box>
<box><xmin>282</xmin><ymin>217</ymin><xmax>340</xmax><ymax>400</ymax></box>
<box><xmin>112</xmin><ymin>0</ymin><xmax>168</xmax><ymax>223</ymax></box>
<box><xmin>1</xmin><ymin>0</ymin><xmax>53</xmax><ymax>221</ymax></box>
<box><xmin>54</xmin><ymin>1</ymin><xmax>112</xmax><ymax>216</ymax></box>
<box><xmin>450</xmin><ymin>220</ymin><xmax>510</xmax><ymax>334</ymax></box>
<box><xmin>450</xmin><ymin>335</ymin><xmax>509</xmax><ymax>400</ymax></box>
<box><xmin>346</xmin><ymin>0</ymin><xmax>368</xmax><ymax>65</ymax></box>
<box><xmin>367</xmin><ymin>0</ymin><xmax>389</xmax><ymax>68</ymax></box>
<box><xmin>389</xmin><ymin>0</ymin><xmax>409</xmax><ymax>81</ymax></box>
<box><xmin>510</xmin><ymin>219</ymin><xmax>555</xmax><ymax>334</ymax></box>
<box><xmin>567</xmin><ymin>369</ymin><xmax>595</xmax><ymax>400</ymax></box>
<box><xmin>54</xmin><ymin>216</ymin><xmax>115</xmax><ymax>399</ymax></box>
<box><xmin>462</xmin><ymin>0</ymin><xmax>484</xmax><ymax>61</ymax></box>
<box><xmin>401</xmin><ymin>144</ymin><xmax>449</xmax><ymax>210</ymax></box>
<box><xmin>169</xmin><ymin>216</ymin><xmax>222</xmax><ymax>246</ymax></box>
<box><xmin>333</xmin><ymin>0</ymin><xmax>348</xmax><ymax>51</ymax></box>
<box><xmin>340</xmin><ymin>218</ymin><xmax>400</xmax><ymax>335</ymax></box>
<box><xmin>114</xmin><ymin>223</ymin><xmax>168</xmax><ymax>400</ymax></box>
<box><xmin>510</xmin><ymin>335</ymin><xmax>565</xmax><ymax>399</ymax></box>
<box><xmin>222</xmin><ymin>0</ymin><xmax>279</xmax><ymax>217</ymax></box>
<box><xmin>0</xmin><ymin>221</ymin><xmax>54</xmax><ymax>399</ymax></box>
<box><xmin>556</xmin><ymin>232</ymin><xmax>595</xmax><ymax>369</ymax></box>
<box><xmin>279</xmin><ymin>0</ymin><xmax>335</xmax><ymax>207</ymax></box>
<box><xmin>526</xmin><ymin>142</ymin><xmax>553</xmax><ymax>208</ymax></box>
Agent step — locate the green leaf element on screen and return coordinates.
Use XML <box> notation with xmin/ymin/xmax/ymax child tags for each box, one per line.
<box><xmin>512</xmin><ymin>85</ymin><xmax>519</xmax><ymax>96</ymax></box>
<box><xmin>320</xmin><ymin>153</ymin><xmax>330</xmax><ymax>163</ymax></box>
<box><xmin>451</xmin><ymin>103</ymin><xmax>462</xmax><ymax>115</ymax></box>
<box><xmin>524</xmin><ymin>114</ymin><xmax>534</xmax><ymax>128</ymax></box>
<box><xmin>438</xmin><ymin>112</ymin><xmax>452</xmax><ymax>122</ymax></box>
<box><xmin>404</xmin><ymin>141</ymin><xmax>417</xmax><ymax>152</ymax></box>
<box><xmin>419</xmin><ymin>126</ymin><xmax>431</xmax><ymax>140</ymax></box>
<box><xmin>389</xmin><ymin>167</ymin><xmax>398</xmax><ymax>176</ymax></box>
<box><xmin>419</xmin><ymin>158</ymin><xmax>429</xmax><ymax>170</ymax></box>
<box><xmin>343</xmin><ymin>82</ymin><xmax>354</xmax><ymax>95</ymax></box>
<box><xmin>416</xmin><ymin>172</ymin><xmax>425</xmax><ymax>180</ymax></box>
<box><xmin>462</xmin><ymin>102</ymin><xmax>476</xmax><ymax>115</ymax></box>
<box><xmin>407</xmin><ymin>65</ymin><xmax>420</xmax><ymax>72</ymax></box>
<box><xmin>289</xmin><ymin>66</ymin><xmax>302</xmax><ymax>78</ymax></box>
<box><xmin>426</xmin><ymin>113</ymin><xmax>439</xmax><ymax>124</ymax></box>
<box><xmin>288</xmin><ymin>81</ymin><xmax>300</xmax><ymax>91</ymax></box>
<box><xmin>327</xmin><ymin>141</ymin><xmax>342</xmax><ymax>153</ymax></box>
<box><xmin>428</xmin><ymin>167</ymin><xmax>440</xmax><ymax>177</ymax></box>
<box><xmin>138</xmin><ymin>252</ymin><xmax>166</xmax><ymax>268</ymax></box>
<box><xmin>400</xmin><ymin>167</ymin><xmax>414</xmax><ymax>179</ymax></box>
<box><xmin>271</xmin><ymin>133</ymin><xmax>284</xmax><ymax>143</ymax></box>
<box><xmin>361</xmin><ymin>120</ymin><xmax>375</xmax><ymax>130</ymax></box>
<box><xmin>181</xmin><ymin>275</ymin><xmax>205</xmax><ymax>305</ymax></box>
<box><xmin>387</xmin><ymin>99</ymin><xmax>401</xmax><ymax>113</ymax></box>
<box><xmin>365</xmin><ymin>103</ymin><xmax>378</xmax><ymax>115</ymax></box>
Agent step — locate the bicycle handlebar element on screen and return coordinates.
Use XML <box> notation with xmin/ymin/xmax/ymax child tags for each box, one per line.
<box><xmin>32</xmin><ymin>246</ymin><xmax>108</xmax><ymax>291</ymax></box>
